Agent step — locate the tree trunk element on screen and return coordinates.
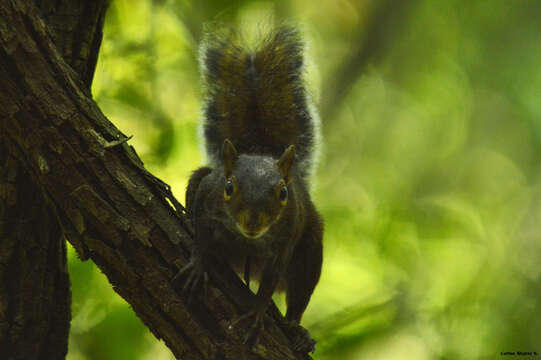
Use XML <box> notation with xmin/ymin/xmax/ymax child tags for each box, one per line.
<box><xmin>0</xmin><ymin>1</ymin><xmax>106</xmax><ymax>359</ymax></box>
<box><xmin>0</xmin><ymin>145</ymin><xmax>71</xmax><ymax>359</ymax></box>
<box><xmin>0</xmin><ymin>1</ymin><xmax>312</xmax><ymax>359</ymax></box>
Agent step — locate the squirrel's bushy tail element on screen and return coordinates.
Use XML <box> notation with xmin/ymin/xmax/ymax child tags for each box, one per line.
<box><xmin>200</xmin><ymin>25</ymin><xmax>319</xmax><ymax>179</ymax></box>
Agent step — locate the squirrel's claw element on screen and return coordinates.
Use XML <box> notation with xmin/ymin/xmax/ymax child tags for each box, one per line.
<box><xmin>231</xmin><ymin>309</ymin><xmax>267</xmax><ymax>348</ymax></box>
<box><xmin>282</xmin><ymin>319</ymin><xmax>316</xmax><ymax>353</ymax></box>
<box><xmin>290</xmin><ymin>325</ymin><xmax>316</xmax><ymax>353</ymax></box>
<box><xmin>173</xmin><ymin>258</ymin><xmax>208</xmax><ymax>304</ymax></box>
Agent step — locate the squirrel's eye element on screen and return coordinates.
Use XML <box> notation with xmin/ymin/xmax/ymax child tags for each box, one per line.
<box><xmin>224</xmin><ymin>179</ymin><xmax>234</xmax><ymax>199</ymax></box>
<box><xmin>279</xmin><ymin>185</ymin><xmax>288</xmax><ymax>204</ymax></box>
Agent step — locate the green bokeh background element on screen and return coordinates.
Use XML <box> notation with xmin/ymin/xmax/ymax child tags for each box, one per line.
<box><xmin>67</xmin><ymin>1</ymin><xmax>541</xmax><ymax>359</ymax></box>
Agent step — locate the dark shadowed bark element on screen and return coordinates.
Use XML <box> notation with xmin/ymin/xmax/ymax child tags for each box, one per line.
<box><xmin>0</xmin><ymin>145</ymin><xmax>71</xmax><ymax>359</ymax></box>
<box><xmin>0</xmin><ymin>1</ymin><xmax>106</xmax><ymax>359</ymax></box>
<box><xmin>0</xmin><ymin>1</ymin><xmax>312</xmax><ymax>359</ymax></box>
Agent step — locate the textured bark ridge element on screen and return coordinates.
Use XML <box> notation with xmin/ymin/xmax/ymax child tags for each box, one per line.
<box><xmin>0</xmin><ymin>1</ymin><xmax>312</xmax><ymax>359</ymax></box>
<box><xmin>0</xmin><ymin>145</ymin><xmax>71</xmax><ymax>360</ymax></box>
<box><xmin>0</xmin><ymin>1</ymin><xmax>106</xmax><ymax>358</ymax></box>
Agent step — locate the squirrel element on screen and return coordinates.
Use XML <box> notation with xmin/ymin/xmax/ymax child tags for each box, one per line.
<box><xmin>175</xmin><ymin>25</ymin><xmax>323</xmax><ymax>353</ymax></box>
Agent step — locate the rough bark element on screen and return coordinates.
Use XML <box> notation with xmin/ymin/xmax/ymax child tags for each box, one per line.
<box><xmin>0</xmin><ymin>145</ymin><xmax>71</xmax><ymax>359</ymax></box>
<box><xmin>0</xmin><ymin>1</ymin><xmax>107</xmax><ymax>359</ymax></box>
<box><xmin>34</xmin><ymin>0</ymin><xmax>107</xmax><ymax>90</ymax></box>
<box><xmin>0</xmin><ymin>1</ymin><xmax>312</xmax><ymax>359</ymax></box>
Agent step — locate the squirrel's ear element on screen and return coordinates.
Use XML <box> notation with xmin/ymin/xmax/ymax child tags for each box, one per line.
<box><xmin>223</xmin><ymin>139</ymin><xmax>238</xmax><ymax>177</ymax></box>
<box><xmin>277</xmin><ymin>145</ymin><xmax>295</xmax><ymax>183</ymax></box>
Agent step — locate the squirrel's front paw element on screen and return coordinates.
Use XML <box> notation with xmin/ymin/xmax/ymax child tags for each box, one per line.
<box><xmin>231</xmin><ymin>309</ymin><xmax>269</xmax><ymax>348</ymax></box>
<box><xmin>288</xmin><ymin>322</ymin><xmax>316</xmax><ymax>353</ymax></box>
<box><xmin>172</xmin><ymin>257</ymin><xmax>208</xmax><ymax>303</ymax></box>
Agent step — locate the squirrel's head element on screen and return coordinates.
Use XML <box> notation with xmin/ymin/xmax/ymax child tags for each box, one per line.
<box><xmin>221</xmin><ymin>139</ymin><xmax>295</xmax><ymax>239</ymax></box>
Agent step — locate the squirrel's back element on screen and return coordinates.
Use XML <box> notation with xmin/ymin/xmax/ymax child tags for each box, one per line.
<box><xmin>200</xmin><ymin>25</ymin><xmax>319</xmax><ymax>179</ymax></box>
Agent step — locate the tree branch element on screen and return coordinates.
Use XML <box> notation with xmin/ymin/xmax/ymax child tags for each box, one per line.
<box><xmin>0</xmin><ymin>1</ymin><xmax>311</xmax><ymax>359</ymax></box>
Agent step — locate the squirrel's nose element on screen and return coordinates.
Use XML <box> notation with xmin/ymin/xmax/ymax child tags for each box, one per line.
<box><xmin>239</xmin><ymin>212</ymin><xmax>270</xmax><ymax>238</ymax></box>
<box><xmin>247</xmin><ymin>212</ymin><xmax>268</xmax><ymax>228</ymax></box>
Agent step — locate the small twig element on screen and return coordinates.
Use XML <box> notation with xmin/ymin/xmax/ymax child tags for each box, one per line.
<box><xmin>104</xmin><ymin>135</ymin><xmax>133</xmax><ymax>148</ymax></box>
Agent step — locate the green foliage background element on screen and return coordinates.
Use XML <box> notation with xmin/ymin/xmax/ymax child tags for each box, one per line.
<box><xmin>67</xmin><ymin>1</ymin><xmax>541</xmax><ymax>359</ymax></box>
